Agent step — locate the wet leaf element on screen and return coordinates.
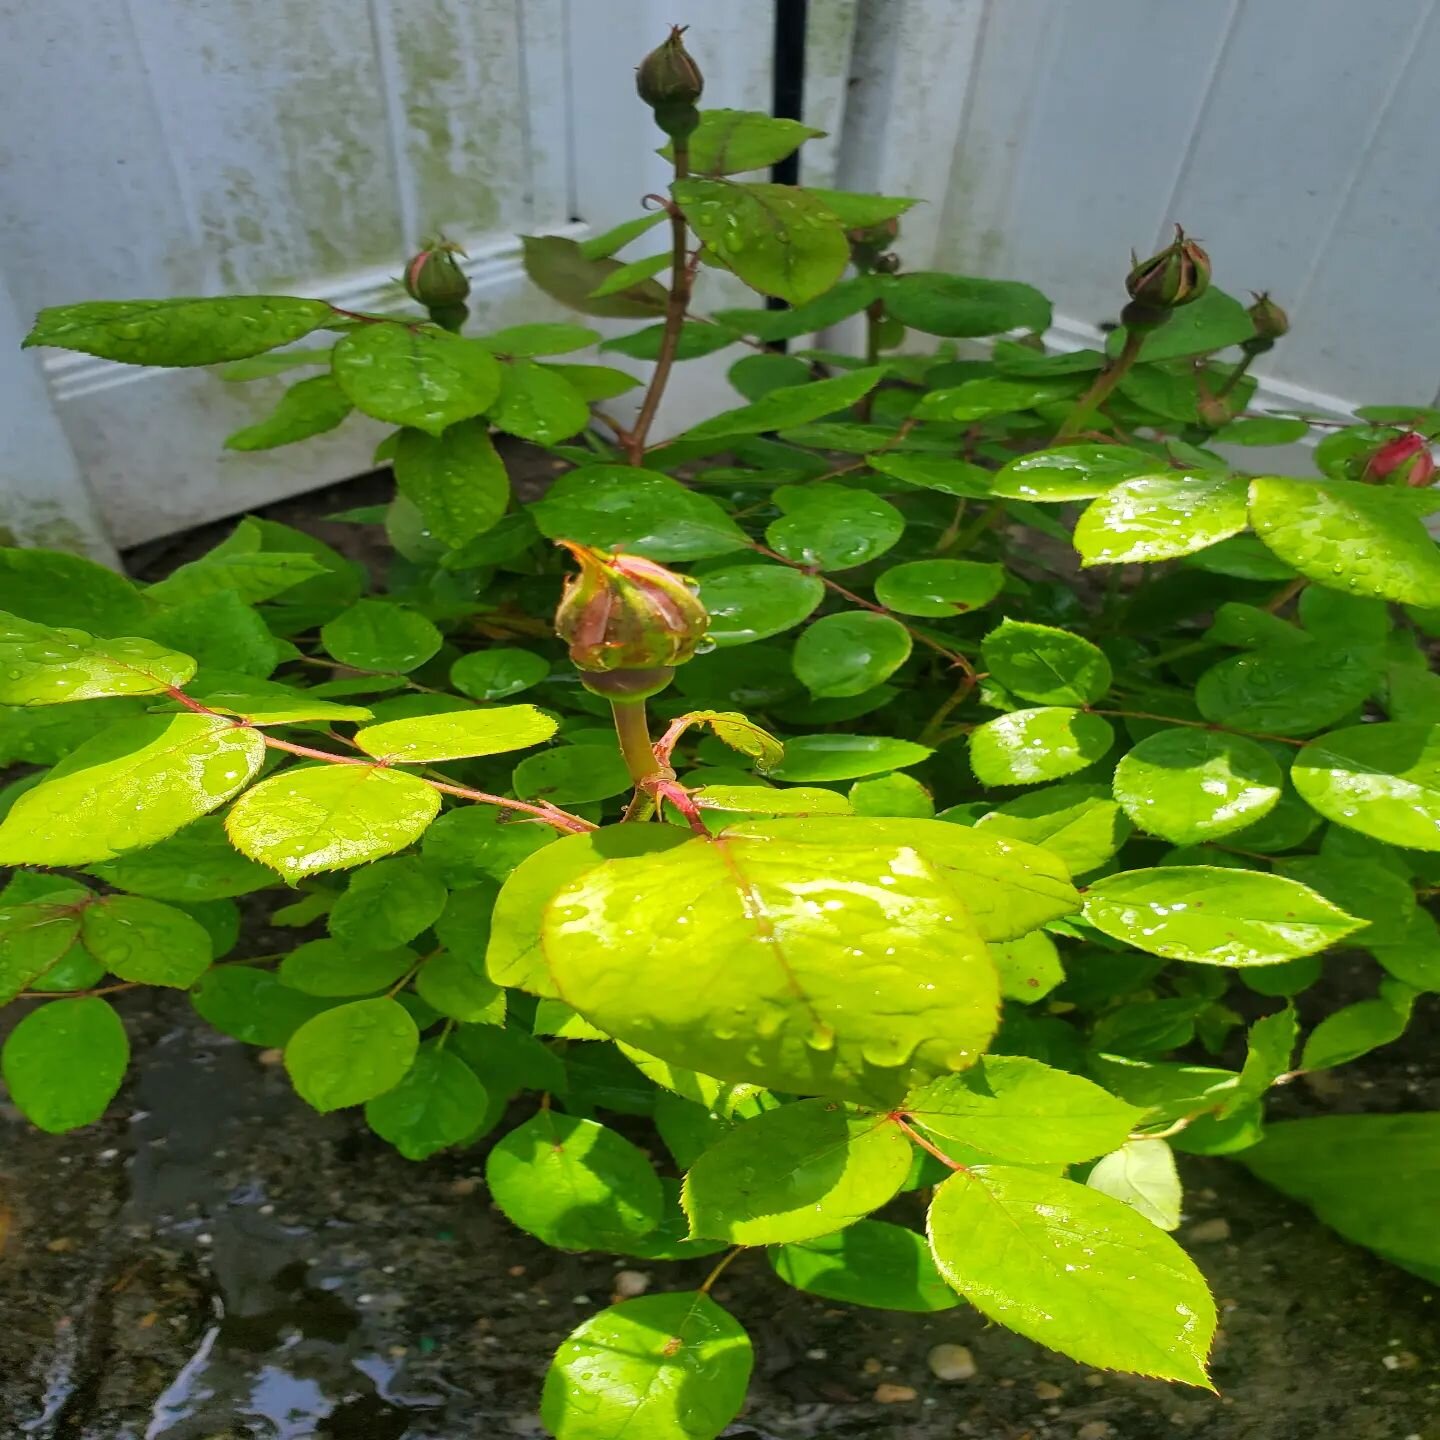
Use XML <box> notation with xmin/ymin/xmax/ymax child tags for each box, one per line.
<box><xmin>1075</xmin><ymin>474</ymin><xmax>1249</xmax><ymax>565</ymax></box>
<box><xmin>2</xmin><ymin>997</ymin><xmax>129</xmax><ymax>1133</ymax></box>
<box><xmin>365</xmin><ymin>1041</ymin><xmax>489</xmax><ymax>1160</ymax></box>
<box><xmin>771</xmin><ymin>1219</ymin><xmax>961</xmax><ymax>1312</ymax></box>
<box><xmin>1086</xmin><ymin>1138</ymin><xmax>1182</xmax><ymax>1230</ymax></box>
<box><xmin>80</xmin><ymin>895</ymin><xmax>212</xmax><ymax>987</ymax></box>
<box><xmin>0</xmin><ymin>612</ymin><xmax>194</xmax><ymax>704</ymax></box>
<box><xmin>393</xmin><ymin>421</ymin><xmax>510</xmax><ymax>549</ymax></box>
<box><xmin>332</xmin><ymin>324</ymin><xmax>501</xmax><ymax>435</ymax></box>
<box><xmin>873</xmin><ymin>560</ymin><xmax>1004</xmax><ymax>618</ymax></box>
<box><xmin>793</xmin><ymin>613</ymin><xmax>911</xmax><ymax>698</ymax></box>
<box><xmin>320</xmin><ymin>600</ymin><xmax>443</xmax><ymax>674</ymax></box>
<box><xmin>981</xmin><ymin>620</ymin><xmax>1112</xmax><ymax>707</ymax></box>
<box><xmin>284</xmin><ymin>996</ymin><xmax>419</xmax><ymax>1112</ymax></box>
<box><xmin>355</xmin><ymin>705</ymin><xmax>556</xmax><ymax>763</ymax></box>
<box><xmin>224</xmin><ymin>374</ymin><xmax>352</xmax><ymax>451</ymax></box>
<box><xmin>969</xmin><ymin>707</ymin><xmax>1115</xmax><ymax>786</ymax></box>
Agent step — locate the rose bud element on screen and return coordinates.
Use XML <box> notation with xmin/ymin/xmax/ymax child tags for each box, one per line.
<box><xmin>1125</xmin><ymin>226</ymin><xmax>1211</xmax><ymax>312</ymax></box>
<box><xmin>636</xmin><ymin>26</ymin><xmax>703</xmax><ymax>141</ymax></box>
<box><xmin>404</xmin><ymin>241</ymin><xmax>470</xmax><ymax>332</ymax></box>
<box><xmin>1363</xmin><ymin>432</ymin><xmax>1436</xmax><ymax>488</ymax></box>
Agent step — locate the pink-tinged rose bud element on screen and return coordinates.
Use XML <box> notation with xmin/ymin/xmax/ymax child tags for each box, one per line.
<box><xmin>404</xmin><ymin>241</ymin><xmax>470</xmax><ymax>308</ymax></box>
<box><xmin>555</xmin><ymin>542</ymin><xmax>709</xmax><ymax>684</ymax></box>
<box><xmin>1126</xmin><ymin>226</ymin><xmax>1211</xmax><ymax>312</ymax></box>
<box><xmin>1363</xmin><ymin>432</ymin><xmax>1436</xmax><ymax>488</ymax></box>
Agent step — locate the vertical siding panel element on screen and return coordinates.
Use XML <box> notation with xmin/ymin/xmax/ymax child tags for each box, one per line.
<box><xmin>1272</xmin><ymin>1</ymin><xmax>1440</xmax><ymax>406</ymax></box>
<box><xmin>801</xmin><ymin>0</ymin><xmax>861</xmax><ymax>188</ymax></box>
<box><xmin>1161</xmin><ymin>1</ymin><xmax>1429</xmax><ymax>324</ymax></box>
<box><xmin>974</xmin><ymin>0</ymin><xmax>1236</xmax><ymax>327</ymax></box>
<box><xmin>835</xmin><ymin>0</ymin><xmax>989</xmax><ymax>270</ymax></box>
<box><xmin>122</xmin><ymin>0</ymin><xmax>402</xmax><ymax>291</ymax></box>
<box><xmin>0</xmin><ymin>0</ymin><xmax>192</xmax><ymax>304</ymax></box>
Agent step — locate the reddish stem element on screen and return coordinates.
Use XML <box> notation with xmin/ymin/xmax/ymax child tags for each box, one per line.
<box><xmin>891</xmin><ymin>1114</ymin><xmax>965</xmax><ymax>1171</ymax></box>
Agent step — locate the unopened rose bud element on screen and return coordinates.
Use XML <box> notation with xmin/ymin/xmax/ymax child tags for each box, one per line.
<box><xmin>404</xmin><ymin>242</ymin><xmax>470</xmax><ymax>308</ymax></box>
<box><xmin>636</xmin><ymin>26</ymin><xmax>703</xmax><ymax>141</ymax></box>
<box><xmin>1241</xmin><ymin>291</ymin><xmax>1289</xmax><ymax>358</ymax></box>
<box><xmin>1196</xmin><ymin>392</ymin><xmax>1232</xmax><ymax>430</ymax></box>
<box><xmin>1126</xmin><ymin>226</ymin><xmax>1211</xmax><ymax>312</ymax></box>
<box><xmin>404</xmin><ymin>241</ymin><xmax>470</xmax><ymax>332</ymax></box>
<box><xmin>1363</xmin><ymin>432</ymin><xmax>1436</xmax><ymax>488</ymax></box>
<box><xmin>555</xmin><ymin>543</ymin><xmax>709</xmax><ymax>692</ymax></box>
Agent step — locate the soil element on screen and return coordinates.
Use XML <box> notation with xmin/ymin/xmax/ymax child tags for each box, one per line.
<box><xmin>4</xmin><ymin>459</ymin><xmax>1439</xmax><ymax>1440</ymax></box>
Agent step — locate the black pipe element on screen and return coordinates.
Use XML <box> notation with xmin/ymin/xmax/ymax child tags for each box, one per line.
<box><xmin>766</xmin><ymin>0</ymin><xmax>809</xmax><ymax>324</ymax></box>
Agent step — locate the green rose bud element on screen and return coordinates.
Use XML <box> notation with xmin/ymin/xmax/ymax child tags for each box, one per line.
<box><xmin>1125</xmin><ymin>226</ymin><xmax>1211</xmax><ymax>312</ymax></box>
<box><xmin>636</xmin><ymin>26</ymin><xmax>703</xmax><ymax>141</ymax></box>
<box><xmin>1242</xmin><ymin>291</ymin><xmax>1289</xmax><ymax>358</ymax></box>
<box><xmin>404</xmin><ymin>241</ymin><xmax>470</xmax><ymax>333</ymax></box>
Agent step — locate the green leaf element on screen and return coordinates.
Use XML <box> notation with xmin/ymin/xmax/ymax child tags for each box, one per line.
<box><xmin>417</xmin><ymin>952</ymin><xmax>504</xmax><ymax>1025</ymax></box>
<box><xmin>531</xmin><ymin>466</ymin><xmax>747</xmax><ymax>562</ymax></box>
<box><xmin>486</xmin><ymin>827</ymin><xmax>688</xmax><ymax>995</ymax></box>
<box><xmin>770</xmin><ymin>734</ymin><xmax>932</xmax><ymax>782</ymax></box>
<box><xmin>144</xmin><ymin>597</ymin><xmax>281</xmax><ymax>684</ymax></box>
<box><xmin>681</xmin><ymin>367</ymin><xmax>884</xmax><ymax>444</ymax></box>
<box><xmin>866</xmin><ymin>452</ymin><xmax>994</xmax><ymax>499</ymax></box>
<box><xmin>393</xmin><ymin>421</ymin><xmax>510</xmax><ymax>549</ymax></box>
<box><xmin>328</xmin><ymin>855</ymin><xmax>447</xmax><ymax>950</ymax></box>
<box><xmin>771</xmin><ymin>1219</ymin><xmax>960</xmax><ymax>1312</ymax></box>
<box><xmin>0</xmin><ymin>897</ymin><xmax>85</xmax><ymax>1003</ymax></box>
<box><xmin>80</xmin><ymin>895</ymin><xmax>212</xmax><ymax>987</ymax></box>
<box><xmin>540</xmin><ymin>820</ymin><xmax>1005</xmax><ymax>1105</ymax></box>
<box><xmin>849</xmin><ymin>773</ymin><xmax>934</xmax><ymax>819</ymax></box>
<box><xmin>677</xmin><ymin>711</ymin><xmax>784</xmax><ymax>772</ymax></box>
<box><xmin>793</xmin><ymin>612</ymin><xmax>911</xmax><ymax>698</ymax></box>
<box><xmin>915</xmin><ymin>376</ymin><xmax>1084</xmax><ymax>423</ymax></box>
<box><xmin>512</xmin><ymin>745</ymin><xmax>632</xmax><ymax>805</ymax></box>
<box><xmin>0</xmin><ymin>714</ymin><xmax>265</xmax><ymax>866</ymax></box>
<box><xmin>880</xmin><ymin>272</ymin><xmax>1051</xmax><ymax>337</ymax></box>
<box><xmin>423</xmin><ymin>805</ymin><xmax>556</xmax><ymax>887</ymax></box>
<box><xmin>191</xmin><ymin>677</ymin><xmax>371</xmax><ymax>727</ymax></box>
<box><xmin>541</xmin><ymin>1292</ymin><xmax>752</xmax><ymax>1440</ymax></box>
<box><xmin>87</xmin><ymin>816</ymin><xmax>272</xmax><ymax>901</ymax></box>
<box><xmin>1112</xmin><ymin>728</ymin><xmax>1282</xmax><ymax>844</ymax></box>
<box><xmin>982</xmin><ymin>620</ymin><xmax>1112</xmax><ymax>707</ymax></box>
<box><xmin>481</xmin><ymin>321</ymin><xmax>601</xmax><ymax>356</ymax></box>
<box><xmin>974</xmin><ymin>784</ymin><xmax>1131</xmax><ymax>878</ymax></box>
<box><xmin>320</xmin><ymin>599</ymin><xmax>442</xmax><ymax>673</ymax></box>
<box><xmin>927</xmin><ymin>1165</ymin><xmax>1215</xmax><ymax>1385</ymax></box>
<box><xmin>279</xmin><ymin>938</ymin><xmax>414</xmax><ymax>996</ymax></box>
<box><xmin>489</xmin><ymin>359</ymin><xmax>591</xmax><ymax>444</ymax></box>
<box><xmin>1083</xmin><ymin>867</ymin><xmax>1365</xmax><ymax>965</ymax></box>
<box><xmin>969</xmin><ymin>707</ymin><xmax>1115</xmax><ymax>786</ymax></box>
<box><xmin>1086</xmin><ymin>1138</ymin><xmax>1182</xmax><ymax>1230</ymax></box>
<box><xmin>715</xmin><ymin>277</ymin><xmax>883</xmax><ymax>343</ymax></box>
<box><xmin>1075</xmin><ymin>474</ymin><xmax>1249</xmax><ymax>565</ymax></box>
<box><xmin>522</xmin><ymin>234</ymin><xmax>669</xmax><ymax>318</ymax></box>
<box><xmin>450</xmin><ymin>648</ymin><xmax>549</xmax><ymax>700</ymax></box>
<box><xmin>486</xmin><ymin>1110</ymin><xmax>663</xmax><ymax>1250</ymax></box>
<box><xmin>873</xmin><ymin>560</ymin><xmax>1003</xmax><ymax>618</ymax></box>
<box><xmin>2</xmin><ymin>997</ymin><xmax>129</xmax><ymax>1132</ymax></box>
<box><xmin>284</xmin><ymin>996</ymin><xmax>418</xmax><ymax>1112</ymax></box>
<box><xmin>698</xmin><ymin>564</ymin><xmax>823</xmax><ymax>646</ymax></box>
<box><xmin>682</xmin><ymin>1100</ymin><xmax>910</xmax><ymax>1244</ymax></box>
<box><xmin>766</xmin><ymin>483</ymin><xmax>905</xmax><ymax>571</ymax></box>
<box><xmin>1214</xmin><ymin>416</ymin><xmax>1310</xmax><ymax>447</ymax></box>
<box><xmin>25</xmin><ymin>296</ymin><xmax>335</xmax><ymax>366</ymax></box>
<box><xmin>672</xmin><ymin>179</ymin><xmax>850</xmax><ymax>305</ymax></box>
<box><xmin>991</xmin><ymin>444</ymin><xmax>1155</xmax><ymax>502</ymax></box>
<box><xmin>543</xmin><ymin>362</ymin><xmax>642</xmax><ymax>402</ymax></box>
<box><xmin>1222</xmin><ymin>1007</ymin><xmax>1299</xmax><ymax>1117</ymax></box>
<box><xmin>1196</xmin><ymin>641</ymin><xmax>1380</xmax><ymax>737</ymax></box>
<box><xmin>1300</xmin><ymin>986</ymin><xmax>1414</xmax><ymax>1070</ymax></box>
<box><xmin>601</xmin><ymin>321</ymin><xmax>738</xmax><ymax>361</ymax></box>
<box><xmin>992</xmin><ymin>930</ymin><xmax>1064</xmax><ymax>1001</ymax></box>
<box><xmin>146</xmin><ymin>551</ymin><xmax>327</xmax><ymax>609</ymax></box>
<box><xmin>1292</xmin><ymin>722</ymin><xmax>1440</xmax><ymax>851</ymax></box>
<box><xmin>663</xmin><ymin>108</ymin><xmax>824</xmax><ymax>173</ymax></box>
<box><xmin>224</xmin><ymin>374</ymin><xmax>352</xmax><ymax>451</ymax></box>
<box><xmin>0</xmin><ymin>612</ymin><xmax>194</xmax><ymax>704</ymax></box>
<box><xmin>1241</xmin><ymin>1114</ymin><xmax>1440</xmax><ymax>1281</ymax></box>
<box><xmin>905</xmin><ymin>1055</ymin><xmax>1141</xmax><ymax>1164</ymax></box>
<box><xmin>355</xmin><ymin>705</ymin><xmax>556</xmax><ymax>764</ymax></box>
<box><xmin>364</xmin><ymin>1040</ymin><xmax>488</xmax><ymax>1160</ymax></box>
<box><xmin>804</xmin><ymin>188</ymin><xmax>918</xmax><ymax>227</ymax></box>
<box><xmin>226</xmin><ymin>764</ymin><xmax>441</xmax><ymax>877</ymax></box>
<box><xmin>192</xmin><ymin>965</ymin><xmax>333</xmax><ymax>1045</ymax></box>
<box><xmin>692</xmin><ymin>784</ymin><xmax>848</xmax><ymax>817</ymax></box>
<box><xmin>331</xmin><ymin>324</ymin><xmax>501</xmax><ymax>436</ymax></box>
<box><xmin>1250</xmin><ymin>475</ymin><xmax>1440</xmax><ymax>606</ymax></box>
<box><xmin>1112</xmin><ymin>286</ymin><xmax>1256</xmax><ymax>362</ymax></box>
<box><xmin>0</xmin><ymin>548</ymin><xmax>148</xmax><ymax>636</ymax></box>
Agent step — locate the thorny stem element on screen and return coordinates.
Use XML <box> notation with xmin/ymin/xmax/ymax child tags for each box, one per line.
<box><xmin>699</xmin><ymin>1247</ymin><xmax>744</xmax><ymax>1295</ymax></box>
<box><xmin>891</xmin><ymin>1114</ymin><xmax>965</xmax><ymax>1171</ymax></box>
<box><xmin>1054</xmin><ymin>328</ymin><xmax>1147</xmax><ymax>442</ymax></box>
<box><xmin>627</xmin><ymin>147</ymin><xmax>692</xmax><ymax>462</ymax></box>
<box><xmin>611</xmin><ymin>698</ymin><xmax>669</xmax><ymax>824</ymax></box>
<box><xmin>651</xmin><ymin>778</ymin><xmax>710</xmax><ymax>836</ymax></box>
<box><xmin>162</xmin><ymin>687</ymin><xmax>595</xmax><ymax>833</ymax></box>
